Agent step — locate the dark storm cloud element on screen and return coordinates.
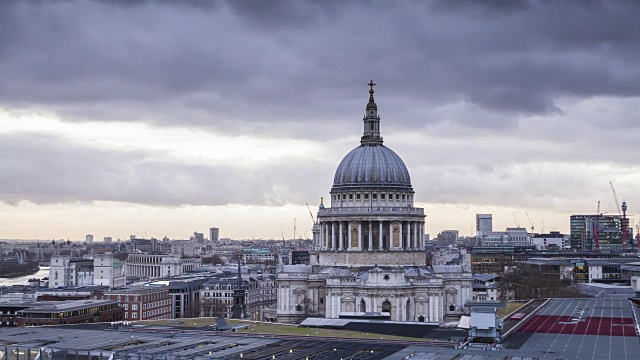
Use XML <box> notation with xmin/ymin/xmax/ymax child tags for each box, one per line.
<box><xmin>0</xmin><ymin>133</ymin><xmax>332</xmax><ymax>207</ymax></box>
<box><xmin>0</xmin><ymin>0</ymin><xmax>638</xmax><ymax>135</ymax></box>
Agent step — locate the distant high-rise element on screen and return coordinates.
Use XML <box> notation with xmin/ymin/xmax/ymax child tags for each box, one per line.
<box><xmin>436</xmin><ymin>230</ymin><xmax>459</xmax><ymax>246</ymax></box>
<box><xmin>476</xmin><ymin>214</ymin><xmax>492</xmax><ymax>237</ymax></box>
<box><xmin>570</xmin><ymin>214</ymin><xmax>633</xmax><ymax>251</ymax></box>
<box><xmin>193</xmin><ymin>231</ymin><xmax>204</xmax><ymax>243</ymax></box>
<box><xmin>209</xmin><ymin>227</ymin><xmax>219</xmax><ymax>242</ymax></box>
<box><xmin>103</xmin><ymin>236</ymin><xmax>112</xmax><ymax>244</ymax></box>
<box><xmin>85</xmin><ymin>234</ymin><xmax>94</xmax><ymax>244</ymax></box>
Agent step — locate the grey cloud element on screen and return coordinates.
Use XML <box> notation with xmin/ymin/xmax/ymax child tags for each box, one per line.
<box><xmin>0</xmin><ymin>133</ymin><xmax>332</xmax><ymax>207</ymax></box>
<box><xmin>0</xmin><ymin>0</ymin><xmax>639</xmax><ymax>136</ymax></box>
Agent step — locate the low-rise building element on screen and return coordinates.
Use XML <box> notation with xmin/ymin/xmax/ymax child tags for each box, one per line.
<box><xmin>531</xmin><ymin>231</ymin><xmax>567</xmax><ymax>250</ymax></box>
<box><xmin>472</xmin><ymin>274</ymin><xmax>500</xmax><ymax>301</ymax></box>
<box><xmin>480</xmin><ymin>228</ymin><xmax>531</xmax><ymax>247</ymax></box>
<box><xmin>242</xmin><ymin>249</ymin><xmax>275</xmax><ymax>264</ymax></box>
<box><xmin>16</xmin><ymin>299</ymin><xmax>123</xmax><ymax>326</ymax></box>
<box><xmin>125</xmin><ymin>254</ymin><xmax>202</xmax><ymax>279</ymax></box>
<box><xmin>49</xmin><ymin>254</ymin><xmax>124</xmax><ymax>289</ymax></box>
<box><xmin>100</xmin><ymin>287</ymin><xmax>172</xmax><ymax>321</ymax></box>
<box><xmin>522</xmin><ymin>258</ymin><xmax>622</xmax><ymax>284</ymax></box>
<box><xmin>167</xmin><ymin>278</ymin><xmax>207</xmax><ymax>318</ymax></box>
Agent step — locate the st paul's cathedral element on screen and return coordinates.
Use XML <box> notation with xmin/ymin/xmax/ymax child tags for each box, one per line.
<box><xmin>276</xmin><ymin>82</ymin><xmax>473</xmax><ymax>323</ymax></box>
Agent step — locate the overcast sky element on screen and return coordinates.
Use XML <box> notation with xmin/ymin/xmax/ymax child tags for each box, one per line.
<box><xmin>1</xmin><ymin>0</ymin><xmax>639</xmax><ymax>241</ymax></box>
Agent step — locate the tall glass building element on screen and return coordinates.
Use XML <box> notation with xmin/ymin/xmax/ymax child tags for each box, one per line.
<box><xmin>570</xmin><ymin>215</ymin><xmax>633</xmax><ymax>251</ymax></box>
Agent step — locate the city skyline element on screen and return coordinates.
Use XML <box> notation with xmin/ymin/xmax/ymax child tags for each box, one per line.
<box><xmin>1</xmin><ymin>1</ymin><xmax>639</xmax><ymax>241</ymax></box>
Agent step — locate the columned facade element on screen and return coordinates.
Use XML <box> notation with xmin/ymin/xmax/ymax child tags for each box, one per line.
<box><xmin>318</xmin><ymin>219</ymin><xmax>425</xmax><ymax>251</ymax></box>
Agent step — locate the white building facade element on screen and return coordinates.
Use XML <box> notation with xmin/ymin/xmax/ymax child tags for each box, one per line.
<box><xmin>276</xmin><ymin>84</ymin><xmax>472</xmax><ymax>323</ymax></box>
<box><xmin>49</xmin><ymin>254</ymin><xmax>124</xmax><ymax>289</ymax></box>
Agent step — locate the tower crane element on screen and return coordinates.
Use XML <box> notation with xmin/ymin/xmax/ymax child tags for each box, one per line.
<box><xmin>512</xmin><ymin>212</ymin><xmax>520</xmax><ymax>228</ymax></box>
<box><xmin>594</xmin><ymin>200</ymin><xmax>601</xmax><ymax>252</ymax></box>
<box><xmin>636</xmin><ymin>220</ymin><xmax>640</xmax><ymax>252</ymax></box>
<box><xmin>609</xmin><ymin>181</ymin><xmax>628</xmax><ymax>251</ymax></box>
<box><xmin>525</xmin><ymin>211</ymin><xmax>535</xmax><ymax>234</ymax></box>
<box><xmin>306</xmin><ymin>203</ymin><xmax>316</xmax><ymax>224</ymax></box>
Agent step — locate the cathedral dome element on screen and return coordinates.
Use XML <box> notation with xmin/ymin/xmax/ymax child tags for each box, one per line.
<box><xmin>331</xmin><ymin>80</ymin><xmax>412</xmax><ymax>191</ymax></box>
<box><xmin>332</xmin><ymin>144</ymin><xmax>412</xmax><ymax>190</ymax></box>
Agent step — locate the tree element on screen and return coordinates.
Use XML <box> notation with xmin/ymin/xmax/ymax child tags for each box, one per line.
<box><xmin>498</xmin><ymin>267</ymin><xmax>584</xmax><ymax>300</ymax></box>
<box><xmin>201</xmin><ymin>255</ymin><xmax>223</xmax><ymax>265</ymax></box>
<box><xmin>295</xmin><ymin>296</ymin><xmax>316</xmax><ymax>323</ymax></box>
<box><xmin>199</xmin><ymin>298</ymin><xmax>230</xmax><ymax>318</ymax></box>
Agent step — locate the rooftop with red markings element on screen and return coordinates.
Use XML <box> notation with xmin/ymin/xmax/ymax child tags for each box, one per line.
<box><xmin>517</xmin><ymin>298</ymin><xmax>638</xmax><ymax>336</ymax></box>
<box><xmin>518</xmin><ymin>314</ymin><xmax>635</xmax><ymax>336</ymax></box>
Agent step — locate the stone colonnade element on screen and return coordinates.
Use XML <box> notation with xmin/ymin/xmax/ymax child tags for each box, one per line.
<box><xmin>319</xmin><ymin>220</ymin><xmax>425</xmax><ymax>250</ymax></box>
<box><xmin>325</xmin><ymin>291</ymin><xmax>443</xmax><ymax>322</ymax></box>
<box><xmin>126</xmin><ymin>264</ymin><xmax>164</xmax><ymax>278</ymax></box>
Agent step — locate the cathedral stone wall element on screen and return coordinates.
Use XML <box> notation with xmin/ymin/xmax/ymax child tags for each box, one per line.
<box><xmin>318</xmin><ymin>251</ymin><xmax>425</xmax><ymax>267</ymax></box>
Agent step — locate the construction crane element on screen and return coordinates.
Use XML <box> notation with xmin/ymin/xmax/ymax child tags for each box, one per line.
<box><xmin>609</xmin><ymin>181</ymin><xmax>628</xmax><ymax>250</ymax></box>
<box><xmin>306</xmin><ymin>203</ymin><xmax>316</xmax><ymax>224</ymax></box>
<box><xmin>594</xmin><ymin>200</ymin><xmax>601</xmax><ymax>252</ymax></box>
<box><xmin>512</xmin><ymin>212</ymin><xmax>520</xmax><ymax>228</ymax></box>
<box><xmin>525</xmin><ymin>211</ymin><xmax>535</xmax><ymax>234</ymax></box>
<box><xmin>636</xmin><ymin>220</ymin><xmax>640</xmax><ymax>252</ymax></box>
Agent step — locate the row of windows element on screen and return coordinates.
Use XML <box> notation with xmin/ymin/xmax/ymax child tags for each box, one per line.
<box><xmin>333</xmin><ymin>193</ymin><xmax>412</xmax><ymax>201</ymax></box>
<box><xmin>143</xmin><ymin>300</ymin><xmax>170</xmax><ymax>309</ymax></box>
<box><xmin>113</xmin><ymin>292</ymin><xmax>167</xmax><ymax>302</ymax></box>
<box><xmin>202</xmin><ymin>292</ymin><xmax>233</xmax><ymax>298</ymax></box>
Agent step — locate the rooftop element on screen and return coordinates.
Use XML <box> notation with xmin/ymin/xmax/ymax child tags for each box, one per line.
<box><xmin>503</xmin><ymin>298</ymin><xmax>640</xmax><ymax>359</ymax></box>
<box><xmin>18</xmin><ymin>299</ymin><xmax>119</xmax><ymax>313</ymax></box>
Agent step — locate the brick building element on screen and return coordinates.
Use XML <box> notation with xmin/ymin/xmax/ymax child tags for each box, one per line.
<box><xmin>100</xmin><ymin>287</ymin><xmax>172</xmax><ymax>321</ymax></box>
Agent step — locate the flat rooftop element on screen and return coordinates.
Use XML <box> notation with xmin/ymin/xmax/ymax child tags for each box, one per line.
<box><xmin>503</xmin><ymin>298</ymin><xmax>640</xmax><ymax>359</ymax></box>
<box><xmin>0</xmin><ymin>299</ymin><xmax>638</xmax><ymax>360</ymax></box>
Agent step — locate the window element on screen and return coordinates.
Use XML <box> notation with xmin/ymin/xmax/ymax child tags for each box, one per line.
<box><xmin>402</xmin><ymin>195</ymin><xmax>405</xmax><ymax>200</ymax></box>
<box><xmin>373</xmin><ymin>194</ymin><xmax>377</xmax><ymax>199</ymax></box>
<box><xmin>124</xmin><ymin>304</ymin><xmax>128</xmax><ymax>310</ymax></box>
<box><xmin>132</xmin><ymin>312</ymin><xmax>137</xmax><ymax>318</ymax></box>
<box><xmin>342</xmin><ymin>194</ymin><xmax>346</xmax><ymax>200</ymax></box>
<box><xmin>381</xmin><ymin>194</ymin><xmax>385</xmax><ymax>200</ymax></box>
<box><xmin>320</xmin><ymin>298</ymin><xmax>324</xmax><ymax>304</ymax></box>
<box><xmin>132</xmin><ymin>304</ymin><xmax>138</xmax><ymax>310</ymax></box>
<box><xmin>365</xmin><ymin>194</ymin><xmax>369</xmax><ymax>200</ymax></box>
<box><xmin>349</xmin><ymin>194</ymin><xmax>353</xmax><ymax>200</ymax></box>
<box><xmin>125</xmin><ymin>313</ymin><xmax>128</xmax><ymax>318</ymax></box>
<box><xmin>383</xmin><ymin>274</ymin><xmax>390</xmax><ymax>281</ymax></box>
<box><xmin>356</xmin><ymin>194</ymin><xmax>360</xmax><ymax>200</ymax></box>
<box><xmin>396</xmin><ymin>194</ymin><xmax>400</xmax><ymax>200</ymax></box>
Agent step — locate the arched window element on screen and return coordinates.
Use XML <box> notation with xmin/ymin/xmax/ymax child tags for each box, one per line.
<box><xmin>381</xmin><ymin>300</ymin><xmax>391</xmax><ymax>313</ymax></box>
<box><xmin>360</xmin><ymin>299</ymin><xmax>366</xmax><ymax>313</ymax></box>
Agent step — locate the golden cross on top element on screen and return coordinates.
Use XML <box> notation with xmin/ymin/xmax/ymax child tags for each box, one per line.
<box><xmin>368</xmin><ymin>80</ymin><xmax>376</xmax><ymax>91</ymax></box>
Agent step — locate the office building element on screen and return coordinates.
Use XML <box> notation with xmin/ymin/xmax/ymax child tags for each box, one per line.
<box><xmin>476</xmin><ymin>214</ymin><xmax>492</xmax><ymax>237</ymax></box>
<box><xmin>210</xmin><ymin>227</ymin><xmax>219</xmax><ymax>242</ymax></box>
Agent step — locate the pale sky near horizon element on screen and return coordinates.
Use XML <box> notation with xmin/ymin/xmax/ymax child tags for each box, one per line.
<box><xmin>1</xmin><ymin>1</ymin><xmax>639</xmax><ymax>241</ymax></box>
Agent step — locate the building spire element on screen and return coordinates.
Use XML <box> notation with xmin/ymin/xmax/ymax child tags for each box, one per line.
<box><xmin>361</xmin><ymin>80</ymin><xmax>383</xmax><ymax>145</ymax></box>
<box><xmin>368</xmin><ymin>80</ymin><xmax>376</xmax><ymax>108</ymax></box>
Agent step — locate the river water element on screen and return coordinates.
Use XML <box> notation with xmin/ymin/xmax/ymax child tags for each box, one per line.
<box><xmin>0</xmin><ymin>267</ymin><xmax>49</xmax><ymax>286</ymax></box>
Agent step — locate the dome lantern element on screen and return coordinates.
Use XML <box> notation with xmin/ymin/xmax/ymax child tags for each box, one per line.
<box><xmin>361</xmin><ymin>80</ymin><xmax>383</xmax><ymax>146</ymax></box>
